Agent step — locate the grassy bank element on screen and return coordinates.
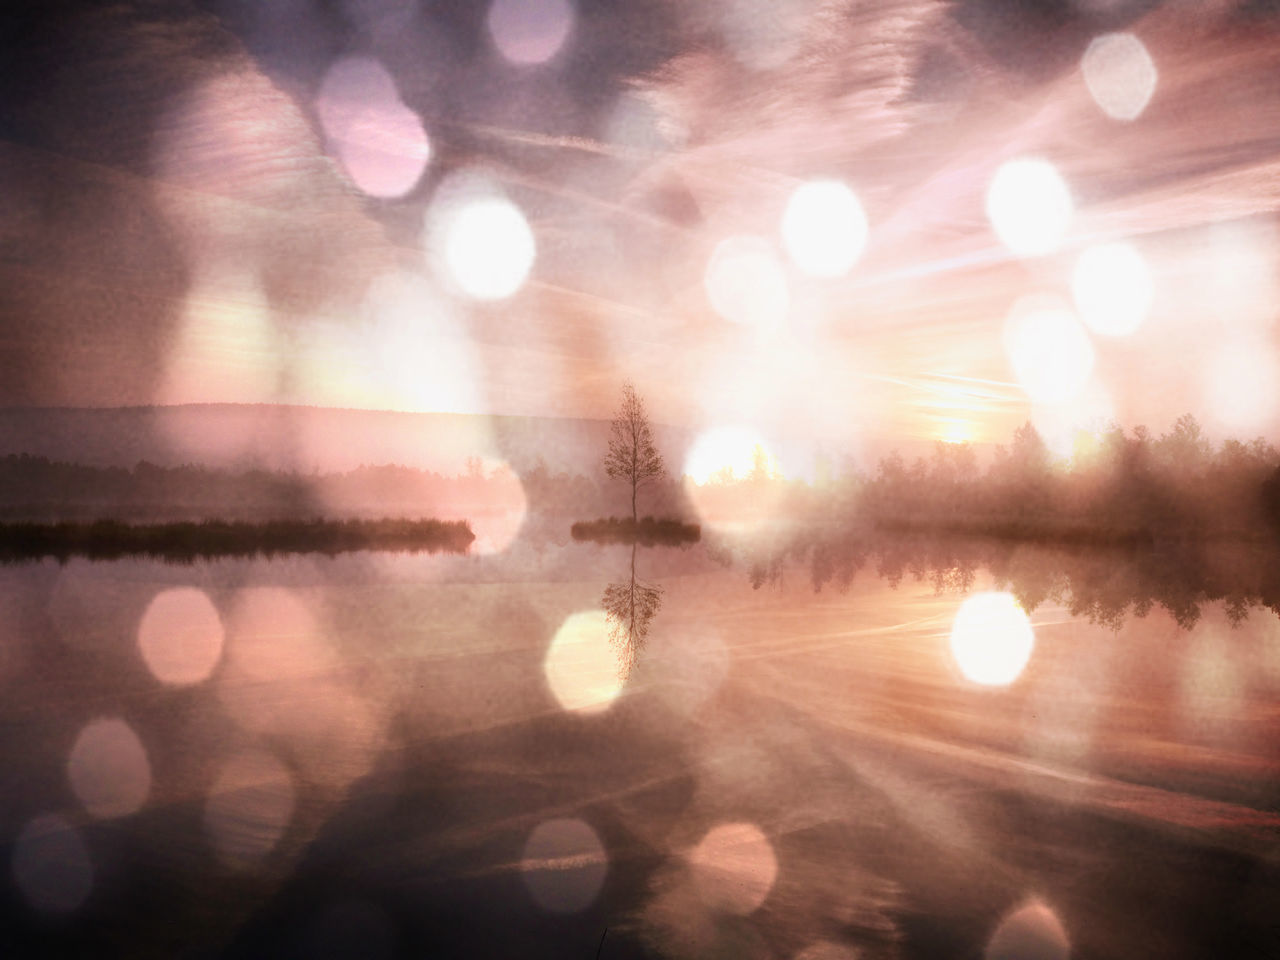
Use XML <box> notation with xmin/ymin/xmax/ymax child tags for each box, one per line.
<box><xmin>0</xmin><ymin>517</ymin><xmax>475</xmax><ymax>563</ymax></box>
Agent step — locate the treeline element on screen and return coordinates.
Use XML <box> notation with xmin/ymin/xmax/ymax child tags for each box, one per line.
<box><xmin>858</xmin><ymin>415</ymin><xmax>1280</xmax><ymax>541</ymax></box>
<box><xmin>0</xmin><ymin>455</ymin><xmax>598</xmax><ymax>522</ymax></box>
<box><xmin>0</xmin><ymin>518</ymin><xmax>474</xmax><ymax>564</ymax></box>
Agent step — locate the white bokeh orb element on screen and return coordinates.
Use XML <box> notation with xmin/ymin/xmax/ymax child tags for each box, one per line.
<box><xmin>1072</xmin><ymin>241</ymin><xmax>1154</xmax><ymax>337</ymax></box>
<box><xmin>1081</xmin><ymin>32</ymin><xmax>1157</xmax><ymax>122</ymax></box>
<box><xmin>439</xmin><ymin>195</ymin><xmax>536</xmax><ymax>301</ymax></box>
<box><xmin>781</xmin><ymin>179</ymin><xmax>869</xmax><ymax>278</ymax></box>
<box><xmin>986</xmin><ymin>159</ymin><xmax>1073</xmax><ymax>257</ymax></box>
<box><xmin>1004</xmin><ymin>294</ymin><xmax>1095</xmax><ymax>404</ymax></box>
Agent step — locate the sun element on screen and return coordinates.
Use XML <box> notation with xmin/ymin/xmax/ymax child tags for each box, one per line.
<box><xmin>939</xmin><ymin>420</ymin><xmax>973</xmax><ymax>445</ymax></box>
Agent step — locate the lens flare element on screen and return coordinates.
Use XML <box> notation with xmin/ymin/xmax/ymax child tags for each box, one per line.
<box><xmin>520</xmin><ymin>818</ymin><xmax>607</xmax><ymax>913</ymax></box>
<box><xmin>683</xmin><ymin>426</ymin><xmax>768</xmax><ymax>485</ymax></box>
<box><xmin>1004</xmin><ymin>294</ymin><xmax>1095</xmax><ymax>404</ymax></box>
<box><xmin>781</xmin><ymin>179</ymin><xmax>869</xmax><ymax>277</ymax></box>
<box><xmin>986</xmin><ymin>159</ymin><xmax>1073</xmax><ymax>257</ymax></box>
<box><xmin>67</xmin><ymin>717</ymin><xmax>152</xmax><ymax>819</ymax></box>
<box><xmin>205</xmin><ymin>748</ymin><xmax>296</xmax><ymax>868</ymax></box>
<box><xmin>487</xmin><ymin>0</ymin><xmax>575</xmax><ymax>65</ymax></box>
<box><xmin>688</xmin><ymin>822</ymin><xmax>778</xmax><ymax>914</ymax></box>
<box><xmin>432</xmin><ymin>188</ymin><xmax>536</xmax><ymax>301</ymax></box>
<box><xmin>137</xmin><ymin>587</ymin><xmax>225</xmax><ymax>686</ymax></box>
<box><xmin>949</xmin><ymin>592</ymin><xmax>1035</xmax><ymax>686</ymax></box>
<box><xmin>544</xmin><ymin>610</ymin><xmax>624</xmax><ymax>713</ymax></box>
<box><xmin>1082</xmin><ymin>32</ymin><xmax>1157</xmax><ymax>121</ymax></box>
<box><xmin>315</xmin><ymin>55</ymin><xmax>430</xmax><ymax>198</ymax></box>
<box><xmin>11</xmin><ymin>814</ymin><xmax>93</xmax><ymax>914</ymax></box>
<box><xmin>985</xmin><ymin>898</ymin><xmax>1070</xmax><ymax>960</ymax></box>
<box><xmin>704</xmin><ymin>236</ymin><xmax>789</xmax><ymax>332</ymax></box>
<box><xmin>1072</xmin><ymin>241</ymin><xmax>1153</xmax><ymax>337</ymax></box>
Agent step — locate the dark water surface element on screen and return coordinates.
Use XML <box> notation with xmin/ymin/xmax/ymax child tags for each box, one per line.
<box><xmin>1</xmin><ymin>537</ymin><xmax>1277</xmax><ymax>958</ymax></box>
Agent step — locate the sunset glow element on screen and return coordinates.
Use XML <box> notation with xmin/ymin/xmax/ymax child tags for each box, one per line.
<box><xmin>6</xmin><ymin>3</ymin><xmax>1280</xmax><ymax>954</ymax></box>
<box><xmin>683</xmin><ymin>427</ymin><xmax>771</xmax><ymax>485</ymax></box>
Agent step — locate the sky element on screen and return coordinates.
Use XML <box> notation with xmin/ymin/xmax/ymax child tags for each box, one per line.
<box><xmin>2</xmin><ymin>0</ymin><xmax>1280</xmax><ymax>474</ymax></box>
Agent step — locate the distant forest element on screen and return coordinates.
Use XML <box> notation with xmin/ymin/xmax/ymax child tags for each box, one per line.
<box><xmin>3</xmin><ymin>414</ymin><xmax>1279</xmax><ymax>543</ymax></box>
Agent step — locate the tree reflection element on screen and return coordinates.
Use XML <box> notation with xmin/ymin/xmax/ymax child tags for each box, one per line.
<box><xmin>601</xmin><ymin>541</ymin><xmax>663</xmax><ymax>678</ymax></box>
<box><xmin>726</xmin><ymin>530</ymin><xmax>1280</xmax><ymax>631</ymax></box>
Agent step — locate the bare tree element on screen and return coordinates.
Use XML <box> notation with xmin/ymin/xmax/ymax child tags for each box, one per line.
<box><xmin>604</xmin><ymin>381</ymin><xmax>666</xmax><ymax>522</ymax></box>
<box><xmin>602</xmin><ymin>541</ymin><xmax>663</xmax><ymax>679</ymax></box>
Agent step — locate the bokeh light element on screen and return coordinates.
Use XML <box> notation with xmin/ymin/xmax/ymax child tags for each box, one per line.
<box><xmin>220</xmin><ymin>587</ymin><xmax>385</xmax><ymax>790</ymax></box>
<box><xmin>950</xmin><ymin>592</ymin><xmax>1035</xmax><ymax>686</ymax></box>
<box><xmin>688</xmin><ymin>822</ymin><xmax>778</xmax><ymax>914</ymax></box>
<box><xmin>1004</xmin><ymin>294</ymin><xmax>1095</xmax><ymax>404</ymax></box>
<box><xmin>11</xmin><ymin>814</ymin><xmax>93</xmax><ymax>913</ymax></box>
<box><xmin>1072</xmin><ymin>241</ymin><xmax>1153</xmax><ymax>337</ymax></box>
<box><xmin>520</xmin><ymin>818</ymin><xmax>608</xmax><ymax>912</ymax></box>
<box><xmin>315</xmin><ymin>55</ymin><xmax>430</xmax><ymax>198</ymax></box>
<box><xmin>453</xmin><ymin>459</ymin><xmax>527</xmax><ymax>556</ymax></box>
<box><xmin>703</xmin><ymin>236</ymin><xmax>790</xmax><ymax>332</ymax></box>
<box><xmin>487</xmin><ymin>0</ymin><xmax>574</xmax><ymax>66</ymax></box>
<box><xmin>1081</xmin><ymin>32</ymin><xmax>1157</xmax><ymax>122</ymax></box>
<box><xmin>430</xmin><ymin>182</ymin><xmax>536</xmax><ymax>300</ymax></box>
<box><xmin>205</xmin><ymin>748</ymin><xmax>296</xmax><ymax>868</ymax></box>
<box><xmin>544</xmin><ymin>610</ymin><xmax>624</xmax><ymax>713</ymax></box>
<box><xmin>682</xmin><ymin>426</ymin><xmax>781</xmax><ymax>533</ymax></box>
<box><xmin>67</xmin><ymin>717</ymin><xmax>152</xmax><ymax>819</ymax></box>
<box><xmin>137</xmin><ymin>587</ymin><xmax>225</xmax><ymax>686</ymax></box>
<box><xmin>781</xmin><ymin>179</ymin><xmax>869</xmax><ymax>278</ymax></box>
<box><xmin>985</xmin><ymin>898</ymin><xmax>1070</xmax><ymax>960</ymax></box>
<box><xmin>986</xmin><ymin>159</ymin><xmax>1073</xmax><ymax>257</ymax></box>
<box><xmin>1202</xmin><ymin>336</ymin><xmax>1280</xmax><ymax>436</ymax></box>
<box><xmin>226</xmin><ymin>588</ymin><xmax>330</xmax><ymax>684</ymax></box>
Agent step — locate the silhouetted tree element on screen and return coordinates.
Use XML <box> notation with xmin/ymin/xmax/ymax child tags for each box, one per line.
<box><xmin>604</xmin><ymin>381</ymin><xmax>666</xmax><ymax>522</ymax></box>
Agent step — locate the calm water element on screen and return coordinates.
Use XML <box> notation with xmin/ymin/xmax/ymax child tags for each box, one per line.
<box><xmin>1</xmin><ymin>538</ymin><xmax>1277</xmax><ymax>958</ymax></box>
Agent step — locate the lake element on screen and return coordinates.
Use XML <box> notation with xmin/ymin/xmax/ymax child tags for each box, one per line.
<box><xmin>1</xmin><ymin>536</ymin><xmax>1277</xmax><ymax>958</ymax></box>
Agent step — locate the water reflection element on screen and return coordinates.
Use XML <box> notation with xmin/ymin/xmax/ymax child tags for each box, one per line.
<box><xmin>0</xmin><ymin>545</ymin><xmax>1275</xmax><ymax>959</ymax></box>
<box><xmin>732</xmin><ymin>527</ymin><xmax>1280</xmax><ymax>631</ymax></box>
<box><xmin>601</xmin><ymin>541</ymin><xmax>664</xmax><ymax>678</ymax></box>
